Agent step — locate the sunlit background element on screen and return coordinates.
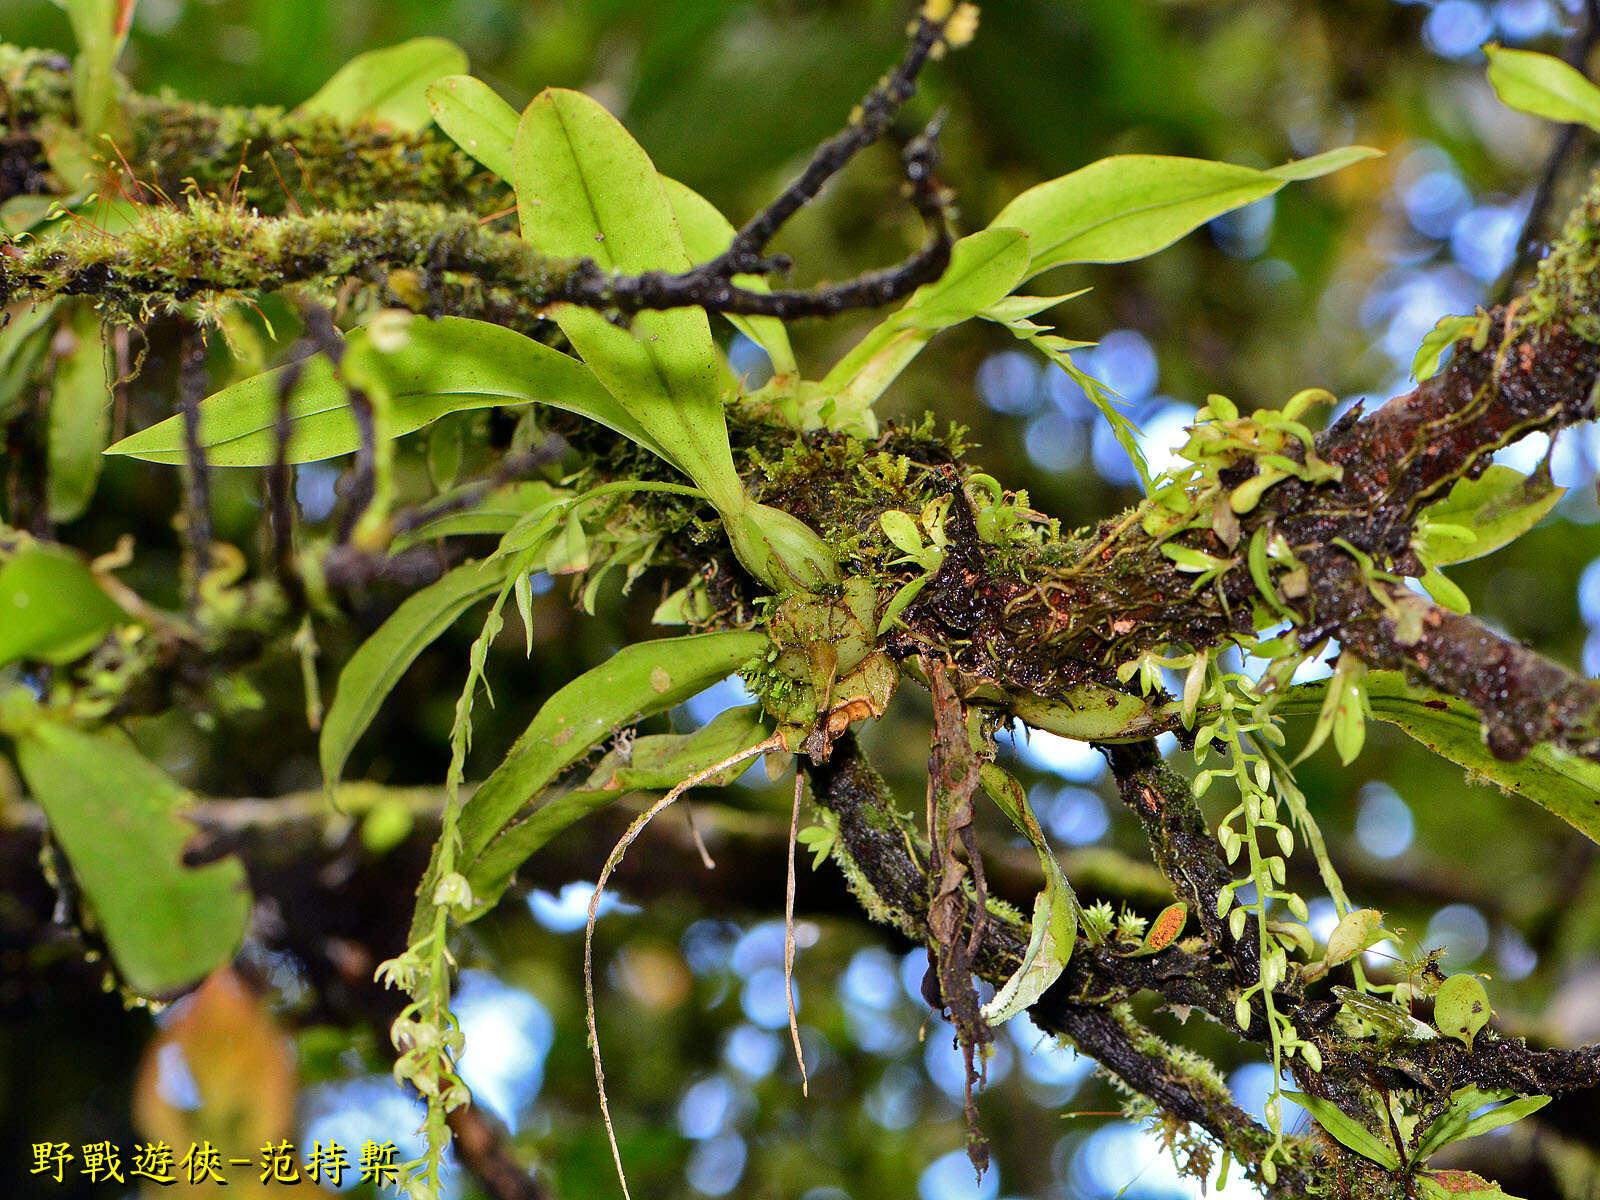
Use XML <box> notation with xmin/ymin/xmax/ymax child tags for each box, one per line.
<box><xmin>6</xmin><ymin>1</ymin><xmax>1600</xmax><ymax>1198</ymax></box>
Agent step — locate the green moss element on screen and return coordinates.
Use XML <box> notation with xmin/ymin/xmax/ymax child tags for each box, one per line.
<box><xmin>1526</xmin><ymin>172</ymin><xmax>1600</xmax><ymax>341</ymax></box>
<box><xmin>0</xmin><ymin>199</ymin><xmax>575</xmax><ymax>325</ymax></box>
<box><xmin>1</xmin><ymin>43</ymin><xmax>502</xmax><ymax>217</ymax></box>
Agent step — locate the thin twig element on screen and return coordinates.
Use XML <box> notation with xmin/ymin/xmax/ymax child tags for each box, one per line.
<box><xmin>444</xmin><ymin>1105</ymin><xmax>555</xmax><ymax>1200</ymax></box>
<box><xmin>176</xmin><ymin>330</ymin><xmax>213</xmax><ymax>591</ymax></box>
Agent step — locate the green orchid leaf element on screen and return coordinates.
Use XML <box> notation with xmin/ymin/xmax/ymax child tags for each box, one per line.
<box><xmin>415</xmin><ymin>631</ymin><xmax>767</xmax><ymax>930</ymax></box>
<box><xmin>1487</xmin><ymin>44</ymin><xmax>1600</xmax><ymax>134</ymax></box>
<box><xmin>46</xmin><ymin>303</ymin><xmax>111</xmax><ymax>523</ymax></box>
<box><xmin>50</xmin><ymin>0</ymin><xmax>132</xmax><ymax>140</ymax></box>
<box><xmin>1264</xmin><ymin>145</ymin><xmax>1386</xmax><ymax>182</ymax></box>
<box><xmin>1283</xmin><ymin>1092</ymin><xmax>1401</xmax><ymax>1170</ymax></box>
<box><xmin>661</xmin><ymin>176</ymin><xmax>799</xmax><ymax>380</ymax></box>
<box><xmin>1278</xmin><ymin>671</ymin><xmax>1600</xmax><ymax>846</ymax></box>
<box><xmin>1438</xmin><ymin>1094</ymin><xmax>1548</xmax><ymax>1147</ymax></box>
<box><xmin>992</xmin><ymin>149</ymin><xmax>1380</xmax><ymax>278</ymax></box>
<box><xmin>0</xmin><ymin>300</ymin><xmax>61</xmax><ymax>421</ymax></box>
<box><xmin>1416</xmin><ymin>465</ymin><xmax>1564</xmax><ymax>566</ymax></box>
<box><xmin>0</xmin><ymin>546</ymin><xmax>127</xmax><ymax>667</ymax></box>
<box><xmin>826</xmin><ymin>228</ymin><xmax>1033</xmax><ymax>407</ymax></box>
<box><xmin>299</xmin><ymin>37</ymin><xmax>469</xmax><ymax>131</ymax></box>
<box><xmin>13</xmin><ymin>720</ymin><xmax>250</xmax><ymax>996</ymax></box>
<box><xmin>107</xmin><ymin>314</ymin><xmax>670</xmax><ymax>468</ymax></box>
<box><xmin>514</xmin><ymin>88</ymin><xmax>830</xmax><ymax>588</ymax></box>
<box><xmin>320</xmin><ymin>559</ymin><xmax>509</xmax><ymax>789</ymax></box>
<box><xmin>823</xmin><ymin>228</ymin><xmax>1032</xmax><ymax>407</ymax></box>
<box><xmin>426</xmin><ymin>74</ymin><xmax>518</xmax><ymax>180</ymax></box>
<box><xmin>392</xmin><ymin>481</ymin><xmax>568</xmax><ymax>552</ymax></box>
<box><xmin>586</xmin><ymin>704</ymin><xmax>773</xmax><ymax>792</ymax></box>
<box><xmin>513</xmin><ymin>90</ymin><xmax>732</xmax><ymax>500</ymax></box>
<box><xmin>426</xmin><ymin>78</ymin><xmax>796</xmax><ymax>383</ymax></box>
<box><xmin>1010</xmin><ymin>684</ymin><xmax>1166</xmax><ymax>742</ymax></box>
<box><xmin>1412</xmin><ymin>314</ymin><xmax>1484</xmax><ymax>382</ymax></box>
<box><xmin>978</xmin><ymin>764</ymin><xmax>1081</xmax><ymax>1022</ymax></box>
<box><xmin>1415</xmin><ymin>1087</ymin><xmax>1549</xmax><ymax>1160</ymax></box>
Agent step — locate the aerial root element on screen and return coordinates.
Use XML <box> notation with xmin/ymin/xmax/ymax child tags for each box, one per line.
<box><xmin>585</xmin><ymin>732</ymin><xmax>785</xmax><ymax>1200</ymax></box>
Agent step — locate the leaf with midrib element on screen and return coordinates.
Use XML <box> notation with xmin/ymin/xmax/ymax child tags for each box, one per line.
<box><xmin>823</xmin><ymin>228</ymin><xmax>1033</xmax><ymax>405</ymax></box>
<box><xmin>427</xmin><ymin>74</ymin><xmax>518</xmax><ymax>180</ymax></box>
<box><xmin>320</xmin><ymin>559</ymin><xmax>508</xmax><ymax>789</ymax></box>
<box><xmin>106</xmin><ymin>316</ymin><xmax>672</xmax><ymax>468</ymax></box>
<box><xmin>992</xmin><ymin>148</ymin><xmax>1380</xmax><ymax>278</ymax></box>
<box><xmin>14</xmin><ymin>721</ymin><xmax>251</xmax><ymax>996</ymax></box>
<box><xmin>298</xmin><ymin>37</ymin><xmax>469</xmax><ymax>131</ymax></box>
<box><xmin>1487</xmin><ymin>44</ymin><xmax>1600</xmax><ymax>134</ymax></box>
<box><xmin>1277</xmin><ymin>670</ymin><xmax>1600</xmax><ymax>846</ymax></box>
<box><xmin>513</xmin><ymin>87</ymin><xmax>742</xmax><ymax>515</ymax></box>
<box><xmin>464</xmin><ymin>702</ymin><xmax>772</xmax><ymax>908</ymax></box>
<box><xmin>1283</xmin><ymin>1091</ymin><xmax>1401</xmax><ymax>1169</ymax></box>
<box><xmin>661</xmin><ymin>176</ymin><xmax>799</xmax><ymax>379</ymax></box>
<box><xmin>428</xmin><ymin>73</ymin><xmax>797</xmax><ymax>380</ymax></box>
<box><xmin>406</xmin><ymin>631</ymin><xmax>767</xmax><ymax>938</ymax></box>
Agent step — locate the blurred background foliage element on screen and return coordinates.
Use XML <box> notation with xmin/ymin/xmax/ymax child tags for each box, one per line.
<box><xmin>6</xmin><ymin>1</ymin><xmax>1600</xmax><ymax>1198</ymax></box>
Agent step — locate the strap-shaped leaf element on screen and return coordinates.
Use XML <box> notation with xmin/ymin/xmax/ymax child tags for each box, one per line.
<box><xmin>320</xmin><ymin>559</ymin><xmax>508</xmax><ymax>788</ymax></box>
<box><xmin>1487</xmin><ymin>44</ymin><xmax>1600</xmax><ymax>134</ymax></box>
<box><xmin>107</xmin><ymin>315</ymin><xmax>671</xmax><ymax>468</ymax></box>
<box><xmin>515</xmin><ymin>87</ymin><xmax>832</xmax><ymax>589</ymax></box>
<box><xmin>823</xmin><ymin>228</ymin><xmax>1032</xmax><ymax>407</ymax></box>
<box><xmin>992</xmin><ymin>148</ymin><xmax>1379</xmax><ymax>278</ymax></box>
<box><xmin>0</xmin><ymin>546</ymin><xmax>127</xmax><ymax>667</ymax></box>
<box><xmin>425</xmin><ymin>74</ymin><xmax>794</xmax><ymax>385</ymax></box>
<box><xmin>465</xmin><ymin>703</ymin><xmax>772</xmax><ymax>906</ymax></box>
<box><xmin>52</xmin><ymin>0</ymin><xmax>132</xmax><ymax>141</ymax></box>
<box><xmin>13</xmin><ymin>721</ymin><xmax>250</xmax><ymax>996</ymax></box>
<box><xmin>392</xmin><ymin>481</ymin><xmax>568</xmax><ymax>552</ymax></box>
<box><xmin>514</xmin><ymin>89</ymin><xmax>738</xmax><ymax>506</ymax></box>
<box><xmin>426</xmin><ymin>74</ymin><xmax>518</xmax><ymax>181</ymax></box>
<box><xmin>46</xmin><ymin>302</ymin><xmax>110</xmax><ymax>523</ymax></box>
<box><xmin>404</xmin><ymin>631</ymin><xmax>767</xmax><ymax>938</ymax></box>
<box><xmin>1415</xmin><ymin>1087</ymin><xmax>1549</xmax><ymax>1160</ymax></box>
<box><xmin>978</xmin><ymin>764</ymin><xmax>1080</xmax><ymax>1022</ymax></box>
<box><xmin>298</xmin><ymin>37</ymin><xmax>468</xmax><ymax>131</ymax></box>
<box><xmin>457</xmin><ymin>630</ymin><xmax>768</xmax><ymax>868</ymax></box>
<box><xmin>1283</xmin><ymin>1091</ymin><xmax>1401</xmax><ymax>1170</ymax></box>
<box><xmin>1277</xmin><ymin>671</ymin><xmax>1600</xmax><ymax>846</ymax></box>
<box><xmin>1416</xmin><ymin>465</ymin><xmax>1564</xmax><ymax>566</ymax></box>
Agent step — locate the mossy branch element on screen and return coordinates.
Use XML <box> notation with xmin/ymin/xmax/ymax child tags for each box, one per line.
<box><xmin>1</xmin><ymin>44</ymin><xmax>504</xmax><ymax>216</ymax></box>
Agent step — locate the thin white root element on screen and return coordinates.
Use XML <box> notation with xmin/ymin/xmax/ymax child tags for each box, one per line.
<box><xmin>586</xmin><ymin>732</ymin><xmax>784</xmax><ymax>1200</ymax></box>
<box><xmin>683</xmin><ymin>802</ymin><xmax>718</xmax><ymax>870</ymax></box>
<box><xmin>785</xmin><ymin>767</ymin><xmax>811</xmax><ymax>1096</ymax></box>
